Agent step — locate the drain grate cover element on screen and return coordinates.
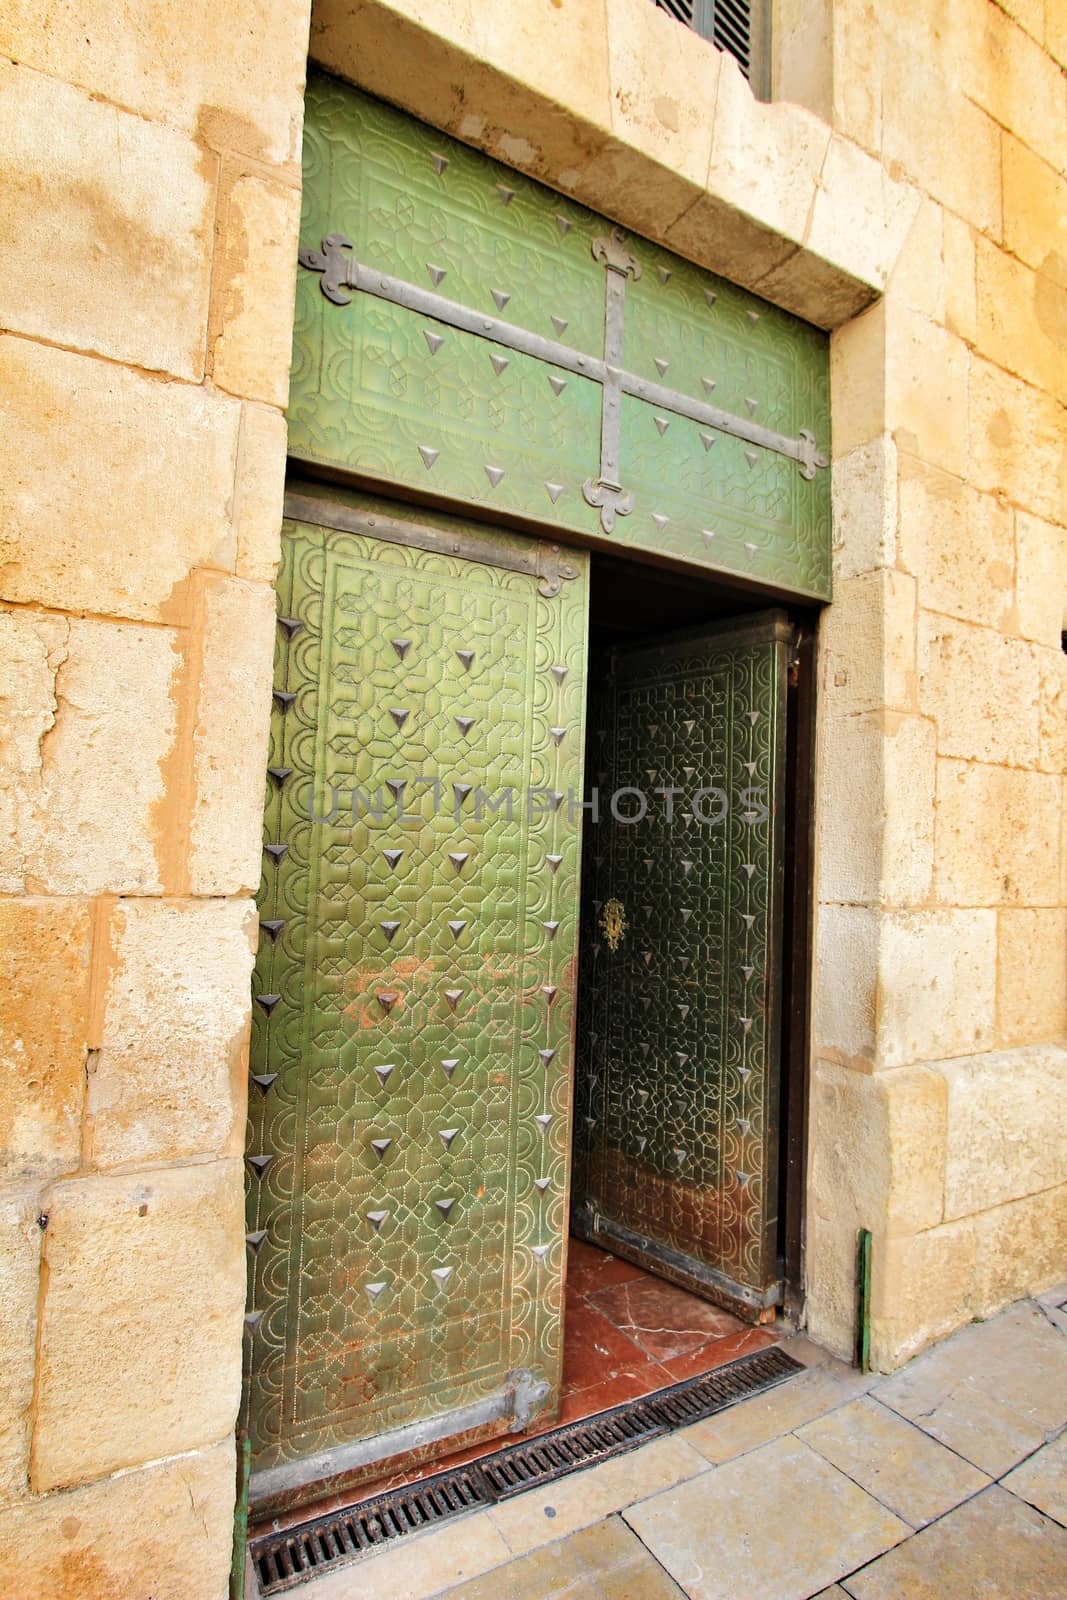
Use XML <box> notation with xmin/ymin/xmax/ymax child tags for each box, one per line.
<box><xmin>250</xmin><ymin>1344</ymin><xmax>803</xmax><ymax>1594</ymax></box>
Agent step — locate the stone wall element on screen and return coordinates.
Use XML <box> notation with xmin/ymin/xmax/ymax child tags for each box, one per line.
<box><xmin>0</xmin><ymin>4</ymin><xmax>311</xmax><ymax>1594</ymax></box>
<box><xmin>0</xmin><ymin>0</ymin><xmax>1064</xmax><ymax>1592</ymax></box>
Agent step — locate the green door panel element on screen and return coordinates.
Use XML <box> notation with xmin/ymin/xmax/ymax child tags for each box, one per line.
<box><xmin>244</xmin><ymin>483</ymin><xmax>589</xmax><ymax>1512</ymax></box>
<box><xmin>572</xmin><ymin>613</ymin><xmax>790</xmax><ymax>1319</ymax></box>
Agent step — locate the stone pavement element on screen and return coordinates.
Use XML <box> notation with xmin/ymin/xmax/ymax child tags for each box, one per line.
<box><xmin>298</xmin><ymin>1286</ymin><xmax>1067</xmax><ymax>1600</ymax></box>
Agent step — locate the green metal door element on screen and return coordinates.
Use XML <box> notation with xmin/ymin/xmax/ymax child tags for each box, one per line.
<box><xmin>243</xmin><ymin>483</ymin><xmax>588</xmax><ymax>1513</ymax></box>
<box><xmin>572</xmin><ymin>613</ymin><xmax>791</xmax><ymax>1322</ymax></box>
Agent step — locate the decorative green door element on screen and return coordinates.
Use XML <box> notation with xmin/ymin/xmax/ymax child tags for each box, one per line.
<box><xmin>572</xmin><ymin>613</ymin><xmax>791</xmax><ymax>1322</ymax></box>
<box><xmin>243</xmin><ymin>483</ymin><xmax>588</xmax><ymax>1512</ymax></box>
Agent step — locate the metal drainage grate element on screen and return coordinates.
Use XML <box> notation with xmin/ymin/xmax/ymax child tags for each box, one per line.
<box><xmin>250</xmin><ymin>1345</ymin><xmax>802</xmax><ymax>1594</ymax></box>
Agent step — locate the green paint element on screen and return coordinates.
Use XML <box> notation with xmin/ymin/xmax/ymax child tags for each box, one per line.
<box><xmin>857</xmin><ymin>1227</ymin><xmax>873</xmax><ymax>1372</ymax></box>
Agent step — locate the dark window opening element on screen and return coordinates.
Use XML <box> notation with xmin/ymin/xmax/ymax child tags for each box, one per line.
<box><xmin>653</xmin><ymin>0</ymin><xmax>770</xmax><ymax>99</ymax></box>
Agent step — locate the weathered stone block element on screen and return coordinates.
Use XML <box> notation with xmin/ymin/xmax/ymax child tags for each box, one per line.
<box><xmin>885</xmin><ymin>304</ymin><xmax>970</xmax><ymax>480</ymax></box>
<box><xmin>0</xmin><ymin>1436</ymin><xmax>235</xmax><ymax>1599</ymax></box>
<box><xmin>189</xmin><ymin>577</ymin><xmax>275</xmax><ymax>896</ymax></box>
<box><xmin>0</xmin><ymin>612</ymin><xmax>67</xmax><ymax>896</ymax></box>
<box><xmin>897</xmin><ymin>456</ymin><xmax>1014</xmax><ymax>631</ymax></box>
<box><xmin>817</xmin><ymin>711</ymin><xmax>935</xmax><ymax>907</ymax></box>
<box><xmin>0</xmin><ymin>337</ymin><xmax>241</xmax><ymax>623</ymax></box>
<box><xmin>975</xmin><ymin>237</ymin><xmax>1067</xmax><ymax>405</ymax></box>
<box><xmin>886</xmin><ymin>195</ymin><xmax>945</xmax><ymax>324</ymax></box>
<box><xmin>24</xmin><ymin>619</ymin><xmax>180</xmax><ymax>897</ymax></box>
<box><xmin>871</xmin><ymin>1218</ymin><xmax>979</xmax><ymax>1370</ymax></box>
<box><xmin>1036</xmin><ymin>650</ymin><xmax>1067</xmax><ymax>776</ymax></box>
<box><xmin>31</xmin><ymin>1159</ymin><xmax>245</xmax><ymax>1491</ymax></box>
<box><xmin>877</xmin><ymin>909</ymin><xmax>996</xmax><ymax>1068</ymax></box>
<box><xmin>0</xmin><ymin>1190</ymin><xmax>42</xmax><ymax>1506</ymax></box>
<box><xmin>1002</xmin><ymin>134</ymin><xmax>1067</xmax><ymax>277</ymax></box>
<box><xmin>211</xmin><ymin>172</ymin><xmax>302</xmax><ymax>408</ymax></box>
<box><xmin>958</xmin><ymin>0</ymin><xmax>1067</xmax><ymax>173</ymax></box>
<box><xmin>0</xmin><ymin>63</ymin><xmax>213</xmax><ymax>380</ymax></box>
<box><xmin>603</xmin><ymin>0</ymin><xmax>719</xmax><ymax>193</ymax></box>
<box><xmin>934</xmin><ymin>761</ymin><xmax>1062</xmax><ymax>908</ymax></box>
<box><xmin>0</xmin><ymin>899</ymin><xmax>90</xmax><ymax>1183</ymax></box>
<box><xmin>0</xmin><ymin>0</ymin><xmax>310</xmax><ymax>166</ymax></box>
<box><xmin>942</xmin><ymin>212</ymin><xmax>978</xmax><ymax>345</ymax></box>
<box><xmin>881</xmin><ymin>42</ymin><xmax>1001</xmax><ymax>238</ymax></box>
<box><xmin>235</xmin><ymin>402</ymin><xmax>288</xmax><ymax>584</ymax></box>
<box><xmin>829</xmin><ymin>300</ymin><xmax>886</xmax><ymax>460</ymax></box>
<box><xmin>973</xmin><ymin>1183</ymin><xmax>1067</xmax><ymax>1320</ymax></box>
<box><xmin>86</xmin><ymin>899</ymin><xmax>256</xmax><ymax>1169</ymax></box>
<box><xmin>939</xmin><ymin>1043</ymin><xmax>1067</xmax><ymax>1219</ymax></box>
<box><xmin>968</xmin><ymin>356</ymin><xmax>1067</xmax><ymax>527</ymax></box>
<box><xmin>918</xmin><ymin>612</ymin><xmax>1041</xmax><ymax>767</ymax></box>
<box><xmin>806</xmin><ymin>136</ymin><xmax>919</xmax><ymax>293</ymax></box>
<box><xmin>813</xmin><ymin>904</ymin><xmax>879</xmax><ymax>1065</ymax></box>
<box><xmin>832</xmin><ymin>434</ymin><xmax>898</xmax><ymax>580</ymax></box>
<box><xmin>1014</xmin><ymin>510</ymin><xmax>1067</xmax><ymax>650</ymax></box>
<box><xmin>820</xmin><ymin>569</ymin><xmax>917</xmax><ymax>716</ymax></box>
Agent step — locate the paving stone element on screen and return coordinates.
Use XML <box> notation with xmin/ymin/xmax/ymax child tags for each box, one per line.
<box><xmin>437</xmin><ymin>1516</ymin><xmax>687</xmax><ymax>1599</ymax></box>
<box><xmin>842</xmin><ymin>1485</ymin><xmax>1067</xmax><ymax>1599</ymax></box>
<box><xmin>488</xmin><ymin>1435</ymin><xmax>706</xmax><ymax>1557</ymax></box>
<box><xmin>1002</xmin><ymin>1433</ymin><xmax>1067</xmax><ymax>1528</ymax></box>
<box><xmin>625</xmin><ymin>1434</ymin><xmax>908</xmax><ymax>1600</ymax></box>
<box><xmin>799</xmin><ymin>1396</ymin><xmax>990</xmax><ymax>1527</ymax></box>
<box><xmin>297</xmin><ymin>1509</ymin><xmax>511</xmax><ymax>1600</ymax></box>
<box><xmin>680</xmin><ymin>1364</ymin><xmax>870</xmax><ymax>1465</ymax></box>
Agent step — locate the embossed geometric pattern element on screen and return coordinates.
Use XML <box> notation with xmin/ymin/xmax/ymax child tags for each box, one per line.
<box><xmin>290</xmin><ymin>73</ymin><xmax>831</xmax><ymax>600</ymax></box>
<box><xmin>244</xmin><ymin>485</ymin><xmax>588</xmax><ymax>1496</ymax></box>
<box><xmin>573</xmin><ymin>615</ymin><xmax>789</xmax><ymax>1309</ymax></box>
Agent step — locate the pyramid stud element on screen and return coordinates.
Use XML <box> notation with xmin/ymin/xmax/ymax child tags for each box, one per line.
<box><xmin>423</xmin><ymin>329</ymin><xmax>444</xmax><ymax>355</ymax></box>
<box><xmin>742</xmin><ymin>965</ymin><xmax>755</xmax><ymax>980</ymax></box>
<box><xmin>747</xmin><ymin>309</ymin><xmax>760</xmax><ymax>324</ymax></box>
<box><xmin>377</xmin><ymin>991</ymin><xmax>399</xmax><ymax>1013</ymax></box>
<box><xmin>448</xmin><ymin>851</ymin><xmax>469</xmax><ymax>873</ymax></box>
<box><xmin>244</xmin><ymin>1311</ymin><xmax>263</xmax><ymax>1332</ymax></box>
<box><xmin>542</xmin><ymin>921</ymin><xmax>560</xmax><ymax>939</ymax></box>
<box><xmin>742</xmin><ymin>913</ymin><xmax>756</xmax><ymax>929</ymax></box>
<box><xmin>444</xmin><ymin>988</ymin><xmax>463</xmax><ymax>1011</ymax></box>
<box><xmin>251</xmin><ymin>1072</ymin><xmax>277</xmax><ymax>1095</ymax></box>
<box><xmin>391</xmin><ymin>638</ymin><xmax>412</xmax><ymax>660</ymax></box>
<box><xmin>366</xmin><ymin>1281</ymin><xmax>387</xmax><ymax>1303</ymax></box>
<box><xmin>491</xmin><ymin>287</ymin><xmax>511</xmax><ymax>310</ymax></box>
<box><xmin>489</xmin><ymin>353</ymin><xmax>509</xmax><ymax>376</ymax></box>
<box><xmin>550</xmin><ymin>664</ymin><xmax>568</xmax><ymax>684</ymax></box>
<box><xmin>654</xmin><ymin>357</ymin><xmax>670</xmax><ymax>377</ymax></box>
<box><xmin>440</xmin><ymin>1058</ymin><xmax>459</xmax><ymax>1079</ymax></box>
<box><xmin>742</xmin><ymin>862</ymin><xmax>756</xmax><ymax>878</ymax></box>
<box><xmin>535</xmin><ymin>1113</ymin><xmax>553</xmax><ymax>1131</ymax></box>
<box><xmin>383</xmin><ymin>848</ymin><xmax>404</xmax><ymax>870</ymax></box>
<box><xmin>745</xmin><ymin>542</ymin><xmax>758</xmax><ymax>558</ymax></box>
<box><xmin>456</xmin><ymin>649</ymin><xmax>475</xmax><ymax>671</ymax></box>
<box><xmin>550</xmin><ymin>315</ymin><xmax>568</xmax><ymax>336</ymax></box>
<box><xmin>272</xmin><ymin>689</ymin><xmax>295</xmax><ymax>711</ymax></box>
<box><xmin>544</xmin><ymin>481</ymin><xmax>565</xmax><ymax>504</ymax></box>
<box><xmin>389</xmin><ymin>707</ymin><xmax>410</xmax><ymax>730</ymax></box>
<box><xmin>247</xmin><ymin>1154</ymin><xmax>273</xmax><ymax>1176</ymax></box>
<box><xmin>386</xmin><ymin>778</ymin><xmax>406</xmax><ymax>800</ymax></box>
<box><xmin>542</xmin><ymin>985</ymin><xmax>558</xmax><ymax>1005</ymax></box>
<box><xmin>366</xmin><ymin>1209</ymin><xmax>389</xmax><ymax>1231</ymax></box>
<box><xmin>370</xmin><ymin>1137</ymin><xmax>393</xmax><ymax>1160</ymax></box>
<box><xmin>245</xmin><ymin>1229</ymin><xmax>267</xmax><ymax>1254</ymax></box>
<box><xmin>426</xmin><ymin>262</ymin><xmax>447</xmax><ymax>286</ymax></box>
<box><xmin>439</xmin><ymin>1127</ymin><xmax>459</xmax><ymax>1150</ymax></box>
<box><xmin>259</xmin><ymin>918</ymin><xmax>285</xmax><ymax>942</ymax></box>
<box><xmin>418</xmin><ymin>444</ymin><xmax>440</xmax><ymax>470</ymax></box>
<box><xmin>740</xmin><ymin>1016</ymin><xmax>753</xmax><ymax>1033</ymax></box>
<box><xmin>651</xmin><ymin>512</ymin><xmax>669</xmax><ymax>532</ymax></box>
<box><xmin>531</xmin><ymin>1245</ymin><xmax>550</xmax><ymax>1264</ymax></box>
<box><xmin>255</xmin><ymin>992</ymin><xmax>281</xmax><ymax>1016</ymax></box>
<box><xmin>699</xmin><ymin>432</ymin><xmax>715</xmax><ymax>452</ymax></box>
<box><xmin>278</xmin><ymin>616</ymin><xmax>303</xmax><ymax>640</ymax></box>
<box><xmin>745</xmin><ymin>397</ymin><xmax>759</xmax><ymax>415</ymax></box>
<box><xmin>748</xmin><ymin>710</ymin><xmax>760</xmax><ymax>725</ymax></box>
<box><xmin>548</xmin><ymin>375</ymin><xmax>567</xmax><ymax>397</ymax></box>
<box><xmin>432</xmin><ymin>1266</ymin><xmax>453</xmax><ymax>1286</ymax></box>
<box><xmin>534</xmin><ymin>1176</ymin><xmax>551</xmax><ymax>1193</ymax></box>
<box><xmin>546</xmin><ymin>854</ymin><xmax>563</xmax><ymax>873</ymax></box>
<box><xmin>745</xmin><ymin>449</ymin><xmax>758</xmax><ymax>468</ymax></box>
<box><xmin>455</xmin><ymin>715</ymin><xmax>475</xmax><ymax>737</ymax></box>
<box><xmin>538</xmin><ymin>1048</ymin><xmax>556</xmax><ymax>1066</ymax></box>
<box><xmin>555</xmin><ymin>215</ymin><xmax>571</xmax><ymax>236</ymax></box>
<box><xmin>654</xmin><ymin>416</ymin><xmax>670</xmax><ymax>436</ymax></box>
<box><xmin>496</xmin><ymin>184</ymin><xmax>515</xmax><ymax>205</ymax></box>
<box><xmin>435</xmin><ymin>1197</ymin><xmax>456</xmax><ymax>1219</ymax></box>
<box><xmin>657</xmin><ymin>266</ymin><xmax>672</xmax><ymax>284</ymax></box>
<box><xmin>453</xmin><ymin>783</ymin><xmax>472</xmax><ymax>807</ymax></box>
<box><xmin>550</xmin><ymin>726</ymin><xmax>567</xmax><ymax>746</ymax></box>
<box><xmin>267</xmin><ymin>765</ymin><xmax>292</xmax><ymax>786</ymax></box>
<box><xmin>430</xmin><ymin>152</ymin><xmax>449</xmax><ymax>175</ymax></box>
<box><xmin>484</xmin><ymin>464</ymin><xmax>505</xmax><ymax>487</ymax></box>
<box><xmin>447</xmin><ymin>920</ymin><xmax>467</xmax><ymax>941</ymax></box>
<box><xmin>705</xmin><ymin>289</ymin><xmax>718</xmax><ymax>308</ymax></box>
<box><xmin>374</xmin><ymin>1062</ymin><xmax>397</xmax><ymax>1087</ymax></box>
<box><xmin>674</xmin><ymin>1148</ymin><xmax>688</xmax><ymax>1166</ymax></box>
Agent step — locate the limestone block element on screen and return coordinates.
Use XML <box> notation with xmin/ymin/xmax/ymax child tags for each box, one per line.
<box><xmin>0</xmin><ymin>337</ymin><xmax>241</xmax><ymax>622</ymax></box>
<box><xmin>871</xmin><ymin>1218</ymin><xmax>980</xmax><ymax>1370</ymax></box>
<box><xmin>0</xmin><ymin>1191</ymin><xmax>42</xmax><ymax>1506</ymax></box>
<box><xmin>939</xmin><ymin>1043</ymin><xmax>1067</xmax><ymax>1219</ymax></box>
<box><xmin>973</xmin><ymin>1184</ymin><xmax>1067</xmax><ymax>1320</ymax></box>
<box><xmin>235</xmin><ymin>403</ymin><xmax>288</xmax><ymax>584</ymax></box>
<box><xmin>26</xmin><ymin>619</ymin><xmax>180</xmax><ymax>897</ymax></box>
<box><xmin>211</xmin><ymin>172</ymin><xmax>302</xmax><ymax>408</ymax></box>
<box><xmin>831</xmin><ymin>0</ymin><xmax>884</xmax><ymax>155</ymax></box>
<box><xmin>817</xmin><ymin>710</ymin><xmax>936</xmax><ymax>907</ymax></box>
<box><xmin>876</xmin><ymin>909</ymin><xmax>996</xmax><ymax>1068</ymax></box>
<box><xmin>934</xmin><ymin>760</ymin><xmax>1062</xmax><ymax>908</ymax></box>
<box><xmin>0</xmin><ymin>0</ymin><xmax>310</xmax><ymax>166</ymax></box>
<box><xmin>968</xmin><ymin>356</ymin><xmax>1067</xmax><ymax>527</ymax></box>
<box><xmin>957</xmin><ymin>0</ymin><xmax>1067</xmax><ymax>173</ymax></box>
<box><xmin>805</xmin><ymin>137</ymin><xmax>920</xmax><ymax>294</ymax></box>
<box><xmin>885</xmin><ymin>304</ymin><xmax>970</xmax><ymax>480</ymax></box>
<box><xmin>813</xmin><ymin>905</ymin><xmax>879</xmax><ymax>1065</ymax></box>
<box><xmin>603</xmin><ymin>0</ymin><xmax>719</xmax><ymax>194</ymax></box>
<box><xmin>1015</xmin><ymin>510</ymin><xmax>1067</xmax><ymax>649</ymax></box>
<box><xmin>820</xmin><ymin>570</ymin><xmax>917</xmax><ymax>716</ymax></box>
<box><xmin>897</xmin><ymin>456</ymin><xmax>1014</xmax><ymax>631</ymax></box>
<box><xmin>475</xmin><ymin>0</ymin><xmax>613</xmax><ymax>153</ymax></box>
<box><xmin>772</xmin><ymin>0</ymin><xmax>833</xmax><ymax>123</ymax></box>
<box><xmin>975</xmin><ymin>238</ymin><xmax>1067</xmax><ymax>406</ymax></box>
<box><xmin>751</xmin><ymin>242</ymin><xmax>880</xmax><ymax>330</ymax></box>
<box><xmin>0</xmin><ymin>612</ymin><xmax>68</xmax><ymax>896</ymax></box>
<box><xmin>0</xmin><ymin>63</ymin><xmax>213</xmax><ymax>380</ymax></box>
<box><xmin>0</xmin><ymin>1436</ymin><xmax>235</xmax><ymax>1600</ymax></box>
<box><xmin>942</xmin><ymin>213</ymin><xmax>977</xmax><ymax>345</ymax></box>
<box><xmin>832</xmin><ymin>435</ymin><xmax>898</xmax><ymax>580</ymax></box>
<box><xmin>0</xmin><ymin>899</ymin><xmax>90</xmax><ymax>1183</ymax></box>
<box><xmin>886</xmin><ymin>195</ymin><xmax>945</xmax><ymax>324</ymax></box>
<box><xmin>1036</xmin><ymin>650</ymin><xmax>1067</xmax><ymax>775</ymax></box>
<box><xmin>189</xmin><ymin>577</ymin><xmax>275</xmax><ymax>896</ymax></box>
<box><xmin>830</xmin><ymin>300</ymin><xmax>886</xmax><ymax>460</ymax></box>
<box><xmin>31</xmin><ymin>1159</ymin><xmax>245</xmax><ymax>1491</ymax></box>
<box><xmin>86</xmin><ymin>899</ymin><xmax>256</xmax><ymax>1169</ymax></box>
<box><xmin>806</xmin><ymin>1058</ymin><xmax>882</xmax><ymax>1359</ymax></box>
<box><xmin>918</xmin><ymin>612</ymin><xmax>1041</xmax><ymax>767</ymax></box>
<box><xmin>1047</xmin><ymin>1</ymin><xmax>1067</xmax><ymax>74</ymax></box>
<box><xmin>1001</xmin><ymin>134</ymin><xmax>1067</xmax><ymax>283</ymax></box>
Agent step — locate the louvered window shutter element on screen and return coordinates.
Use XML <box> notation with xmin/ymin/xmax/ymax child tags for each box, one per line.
<box><xmin>653</xmin><ymin>0</ymin><xmax>770</xmax><ymax>100</ymax></box>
